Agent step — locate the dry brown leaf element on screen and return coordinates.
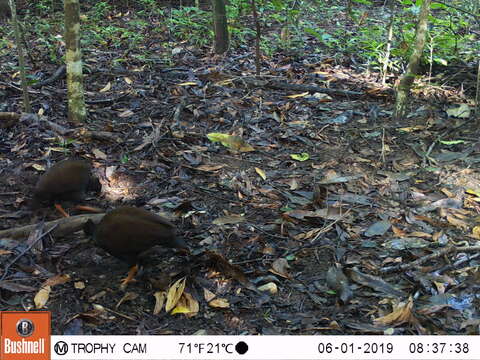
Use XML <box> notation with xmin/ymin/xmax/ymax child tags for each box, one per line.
<box><xmin>208</xmin><ymin>298</ymin><xmax>230</xmax><ymax>308</ymax></box>
<box><xmin>206</xmin><ymin>251</ymin><xmax>256</xmax><ymax>290</ymax></box>
<box><xmin>42</xmin><ymin>274</ymin><xmax>71</xmax><ymax>287</ymax></box>
<box><xmin>196</xmin><ymin>164</ymin><xmax>224</xmax><ymax>172</ymax></box>
<box><xmin>116</xmin><ymin>292</ymin><xmax>138</xmax><ymax>309</ymax></box>
<box><xmin>92</xmin><ymin>148</ymin><xmax>107</xmax><ymax>160</ymax></box>
<box><xmin>288</xmin><ymin>178</ymin><xmax>299</xmax><ymax>190</ymax></box>
<box><xmin>165</xmin><ymin>277</ymin><xmax>186</xmax><ymax>312</ymax></box>
<box><xmin>391</xmin><ymin>225</ymin><xmax>406</xmax><ymax>237</ymax></box>
<box><xmin>472</xmin><ymin>226</ymin><xmax>480</xmax><ymax>239</ymax></box>
<box><xmin>269</xmin><ymin>258</ymin><xmax>291</xmax><ymax>279</ymax></box>
<box><xmin>118</xmin><ymin>109</ymin><xmax>134</xmax><ymax>118</ymax></box>
<box><xmin>294</xmin><ymin>228</ymin><xmax>322</xmax><ymax>241</ymax></box>
<box><xmin>74</xmin><ymin>281</ymin><xmax>85</xmax><ymax>290</ymax></box>
<box><xmin>374</xmin><ymin>297</ymin><xmax>415</xmax><ymax>326</ymax></box>
<box><xmin>408</xmin><ymin>231</ymin><xmax>432</xmax><ymax>238</ymax></box>
<box><xmin>446</xmin><ymin>215</ymin><xmax>469</xmax><ymax>230</ymax></box>
<box><xmin>153</xmin><ymin>291</ymin><xmax>166</xmax><ymax>315</ymax></box>
<box><xmin>212</xmin><ymin>215</ymin><xmax>245</xmax><ymax>225</ymax></box>
<box><xmin>203</xmin><ymin>288</ymin><xmax>216</xmax><ymax>302</ymax></box>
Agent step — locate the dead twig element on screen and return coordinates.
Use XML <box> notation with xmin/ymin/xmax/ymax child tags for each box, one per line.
<box><xmin>0</xmin><ymin>223</ymin><xmax>58</xmax><ymax>282</ymax></box>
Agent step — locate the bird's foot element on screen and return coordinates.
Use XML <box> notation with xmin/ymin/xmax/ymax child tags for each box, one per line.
<box><xmin>55</xmin><ymin>203</ymin><xmax>70</xmax><ymax>217</ymax></box>
<box><xmin>74</xmin><ymin>205</ymin><xmax>104</xmax><ymax>213</ymax></box>
<box><xmin>120</xmin><ymin>264</ymin><xmax>139</xmax><ymax>290</ymax></box>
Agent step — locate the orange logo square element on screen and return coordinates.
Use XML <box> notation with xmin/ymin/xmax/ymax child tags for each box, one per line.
<box><xmin>1</xmin><ymin>311</ymin><xmax>51</xmax><ymax>360</ymax></box>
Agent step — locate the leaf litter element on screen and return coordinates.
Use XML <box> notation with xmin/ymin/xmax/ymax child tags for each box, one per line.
<box><xmin>0</xmin><ymin>6</ymin><xmax>478</xmax><ymax>336</ymax></box>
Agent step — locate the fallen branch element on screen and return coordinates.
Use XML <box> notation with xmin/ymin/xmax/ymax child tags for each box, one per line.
<box><xmin>0</xmin><ymin>213</ymin><xmax>104</xmax><ymax>240</ymax></box>
<box><xmin>380</xmin><ymin>245</ymin><xmax>480</xmax><ymax>273</ymax></box>
<box><xmin>239</xmin><ymin>77</ymin><xmax>364</xmax><ymax>98</ymax></box>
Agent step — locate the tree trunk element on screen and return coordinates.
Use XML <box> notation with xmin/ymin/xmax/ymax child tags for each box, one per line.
<box><xmin>8</xmin><ymin>0</ymin><xmax>30</xmax><ymax>112</ymax></box>
<box><xmin>393</xmin><ymin>0</ymin><xmax>431</xmax><ymax>121</ymax></box>
<box><xmin>64</xmin><ymin>0</ymin><xmax>86</xmax><ymax>123</ymax></box>
<box><xmin>212</xmin><ymin>0</ymin><xmax>229</xmax><ymax>54</ymax></box>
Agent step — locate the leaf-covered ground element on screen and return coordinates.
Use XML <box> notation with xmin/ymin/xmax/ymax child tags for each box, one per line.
<box><xmin>0</xmin><ymin>4</ymin><xmax>479</xmax><ymax>335</ymax></box>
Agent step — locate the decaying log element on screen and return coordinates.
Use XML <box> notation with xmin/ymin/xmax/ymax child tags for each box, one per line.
<box><xmin>0</xmin><ymin>213</ymin><xmax>104</xmax><ymax>240</ymax></box>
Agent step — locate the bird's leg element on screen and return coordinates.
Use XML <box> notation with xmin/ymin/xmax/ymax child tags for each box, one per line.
<box><xmin>74</xmin><ymin>205</ymin><xmax>104</xmax><ymax>213</ymax></box>
<box><xmin>54</xmin><ymin>203</ymin><xmax>70</xmax><ymax>217</ymax></box>
<box><xmin>120</xmin><ymin>264</ymin><xmax>139</xmax><ymax>289</ymax></box>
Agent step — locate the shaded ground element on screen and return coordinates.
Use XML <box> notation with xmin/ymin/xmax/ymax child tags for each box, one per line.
<box><xmin>0</xmin><ymin>6</ymin><xmax>479</xmax><ymax>336</ymax></box>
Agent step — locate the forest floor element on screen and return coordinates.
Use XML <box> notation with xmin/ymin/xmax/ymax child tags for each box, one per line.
<box><xmin>0</xmin><ymin>5</ymin><xmax>479</xmax><ymax>335</ymax></box>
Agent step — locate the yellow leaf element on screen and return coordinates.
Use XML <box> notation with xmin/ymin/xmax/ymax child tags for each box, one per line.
<box><xmin>34</xmin><ymin>285</ymin><xmax>51</xmax><ymax>309</ymax></box>
<box><xmin>396</xmin><ymin>126</ymin><xmax>426</xmax><ymax>133</ymax></box>
<box><xmin>99</xmin><ymin>82</ymin><xmax>111</xmax><ymax>93</ymax></box>
<box><xmin>216</xmin><ymin>79</ymin><xmax>234</xmax><ymax>86</ymax></box>
<box><xmin>466</xmin><ymin>189</ymin><xmax>480</xmax><ymax>196</ymax></box>
<box><xmin>124</xmin><ymin>77</ymin><xmax>133</xmax><ymax>84</ymax></box>
<box><xmin>286</xmin><ymin>92</ymin><xmax>309</xmax><ymax>99</ymax></box>
<box><xmin>472</xmin><ymin>226</ymin><xmax>480</xmax><ymax>239</ymax></box>
<box><xmin>165</xmin><ymin>277</ymin><xmax>186</xmax><ymax>312</ymax></box>
<box><xmin>32</xmin><ymin>163</ymin><xmax>46</xmax><ymax>171</ymax></box>
<box><xmin>255</xmin><ymin>167</ymin><xmax>266</xmax><ymax>180</ymax></box>
<box><xmin>257</xmin><ymin>282</ymin><xmax>278</xmax><ymax>294</ymax></box>
<box><xmin>171</xmin><ymin>292</ymin><xmax>199</xmax><ymax>316</ymax></box>
<box><xmin>207</xmin><ymin>133</ymin><xmax>254</xmax><ymax>152</ymax></box>
<box><xmin>177</xmin><ymin>82</ymin><xmax>197</xmax><ymax>86</ymax></box>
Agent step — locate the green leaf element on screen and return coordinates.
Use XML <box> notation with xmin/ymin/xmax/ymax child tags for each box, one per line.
<box><xmin>290</xmin><ymin>153</ymin><xmax>310</xmax><ymax>161</ymax></box>
<box><xmin>439</xmin><ymin>140</ymin><xmax>465</xmax><ymax>145</ymax></box>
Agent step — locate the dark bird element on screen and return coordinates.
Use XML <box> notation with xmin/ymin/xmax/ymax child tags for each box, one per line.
<box><xmin>32</xmin><ymin>159</ymin><xmax>101</xmax><ymax>217</ymax></box>
<box><xmin>84</xmin><ymin>206</ymin><xmax>188</xmax><ymax>287</ymax></box>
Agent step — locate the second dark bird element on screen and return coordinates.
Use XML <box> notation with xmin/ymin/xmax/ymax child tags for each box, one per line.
<box><xmin>32</xmin><ymin>159</ymin><xmax>101</xmax><ymax>216</ymax></box>
<box><xmin>84</xmin><ymin>206</ymin><xmax>188</xmax><ymax>288</ymax></box>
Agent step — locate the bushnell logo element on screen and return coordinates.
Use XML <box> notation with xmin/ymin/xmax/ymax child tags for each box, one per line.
<box><xmin>16</xmin><ymin>319</ymin><xmax>35</xmax><ymax>337</ymax></box>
